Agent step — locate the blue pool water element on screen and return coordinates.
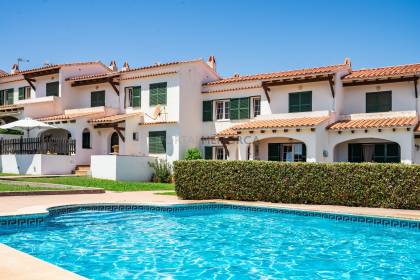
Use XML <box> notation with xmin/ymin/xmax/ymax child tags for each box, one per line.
<box><xmin>0</xmin><ymin>205</ymin><xmax>419</xmax><ymax>279</ymax></box>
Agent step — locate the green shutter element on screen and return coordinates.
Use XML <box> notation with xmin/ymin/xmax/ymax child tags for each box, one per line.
<box><xmin>18</xmin><ymin>87</ymin><xmax>25</xmax><ymax>100</ymax></box>
<box><xmin>6</xmin><ymin>89</ymin><xmax>14</xmax><ymax>105</ymax></box>
<box><xmin>239</xmin><ymin>97</ymin><xmax>250</xmax><ymax>119</ymax></box>
<box><xmin>204</xmin><ymin>146</ymin><xmax>213</xmax><ymax>160</ymax></box>
<box><xmin>268</xmin><ymin>143</ymin><xmax>281</xmax><ymax>161</ymax></box>
<box><xmin>0</xmin><ymin>90</ymin><xmax>3</xmax><ymax>105</ymax></box>
<box><xmin>289</xmin><ymin>91</ymin><xmax>312</xmax><ymax>112</ymax></box>
<box><xmin>202</xmin><ymin>101</ymin><xmax>213</xmax><ymax>121</ymax></box>
<box><xmin>149</xmin><ymin>131</ymin><xmax>166</xmax><ymax>154</ymax></box>
<box><xmin>366</xmin><ymin>91</ymin><xmax>392</xmax><ymax>113</ymax></box>
<box><xmin>230</xmin><ymin>98</ymin><xmax>240</xmax><ymax>120</ymax></box>
<box><xmin>150</xmin><ymin>82</ymin><xmax>167</xmax><ymax>106</ymax></box>
<box><xmin>91</xmin><ymin>91</ymin><xmax>105</xmax><ymax>107</ymax></box>
<box><xmin>132</xmin><ymin>86</ymin><xmax>141</xmax><ymax>107</ymax></box>
<box><xmin>46</xmin><ymin>82</ymin><xmax>59</xmax><ymax>97</ymax></box>
<box><xmin>230</xmin><ymin>97</ymin><xmax>250</xmax><ymax>119</ymax></box>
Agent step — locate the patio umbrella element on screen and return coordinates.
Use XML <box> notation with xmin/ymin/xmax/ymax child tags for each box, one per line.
<box><xmin>0</xmin><ymin>118</ymin><xmax>56</xmax><ymax>138</ymax></box>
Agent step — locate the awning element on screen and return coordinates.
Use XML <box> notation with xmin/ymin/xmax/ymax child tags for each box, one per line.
<box><xmin>37</xmin><ymin>111</ymin><xmax>101</xmax><ymax>124</ymax></box>
<box><xmin>216</xmin><ymin>116</ymin><xmax>329</xmax><ymax>137</ymax></box>
<box><xmin>327</xmin><ymin>116</ymin><xmax>418</xmax><ymax>131</ymax></box>
<box><xmin>89</xmin><ymin>112</ymin><xmax>142</xmax><ymax>128</ymax></box>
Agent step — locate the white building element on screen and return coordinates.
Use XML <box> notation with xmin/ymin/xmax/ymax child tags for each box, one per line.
<box><xmin>0</xmin><ymin>57</ymin><xmax>419</xmax><ymax>178</ymax></box>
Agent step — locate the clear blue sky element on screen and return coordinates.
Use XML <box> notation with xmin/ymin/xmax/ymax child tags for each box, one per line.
<box><xmin>0</xmin><ymin>0</ymin><xmax>419</xmax><ymax>77</ymax></box>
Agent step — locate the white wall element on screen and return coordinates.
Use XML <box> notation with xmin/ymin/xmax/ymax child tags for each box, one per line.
<box><xmin>0</xmin><ymin>154</ymin><xmax>76</xmax><ymax>175</ymax></box>
<box><xmin>341</xmin><ymin>81</ymin><xmax>417</xmax><ymax>115</ymax></box>
<box><xmin>91</xmin><ymin>155</ymin><xmax>154</xmax><ymax>181</ymax></box>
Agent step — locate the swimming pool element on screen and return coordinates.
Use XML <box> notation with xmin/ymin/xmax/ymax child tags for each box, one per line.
<box><xmin>0</xmin><ymin>203</ymin><xmax>419</xmax><ymax>279</ymax></box>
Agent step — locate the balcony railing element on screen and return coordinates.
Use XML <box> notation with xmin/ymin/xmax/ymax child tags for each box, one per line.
<box><xmin>0</xmin><ymin>137</ymin><xmax>76</xmax><ymax>155</ymax></box>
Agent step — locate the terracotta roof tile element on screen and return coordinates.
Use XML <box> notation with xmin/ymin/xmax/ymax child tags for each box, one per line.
<box><xmin>139</xmin><ymin>121</ymin><xmax>177</xmax><ymax>126</ymax></box>
<box><xmin>1</xmin><ymin>61</ymin><xmax>110</xmax><ymax>77</ymax></box>
<box><xmin>120</xmin><ymin>59</ymin><xmax>202</xmax><ymax>73</ymax></box>
<box><xmin>328</xmin><ymin>116</ymin><xmax>418</xmax><ymax>130</ymax></box>
<box><xmin>205</xmin><ymin>64</ymin><xmax>348</xmax><ymax>86</ymax></box>
<box><xmin>216</xmin><ymin>116</ymin><xmax>329</xmax><ymax>136</ymax></box>
<box><xmin>66</xmin><ymin>72</ymin><xmax>119</xmax><ymax>81</ymax></box>
<box><xmin>37</xmin><ymin>112</ymin><xmax>101</xmax><ymax>122</ymax></box>
<box><xmin>0</xmin><ymin>104</ymin><xmax>24</xmax><ymax>111</ymax></box>
<box><xmin>0</xmin><ymin>69</ymin><xmax>7</xmax><ymax>77</ymax></box>
<box><xmin>89</xmin><ymin>113</ymin><xmax>142</xmax><ymax>124</ymax></box>
<box><xmin>343</xmin><ymin>63</ymin><xmax>420</xmax><ymax>80</ymax></box>
<box><xmin>415</xmin><ymin>123</ymin><xmax>420</xmax><ymax>132</ymax></box>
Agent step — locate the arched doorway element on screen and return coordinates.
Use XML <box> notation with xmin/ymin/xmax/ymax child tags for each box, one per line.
<box><xmin>333</xmin><ymin>138</ymin><xmax>401</xmax><ymax>163</ymax></box>
<box><xmin>253</xmin><ymin>136</ymin><xmax>307</xmax><ymax>162</ymax></box>
<box><xmin>110</xmin><ymin>132</ymin><xmax>119</xmax><ymax>154</ymax></box>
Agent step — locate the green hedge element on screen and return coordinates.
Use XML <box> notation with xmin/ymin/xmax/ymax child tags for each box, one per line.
<box><xmin>174</xmin><ymin>160</ymin><xmax>420</xmax><ymax>209</ymax></box>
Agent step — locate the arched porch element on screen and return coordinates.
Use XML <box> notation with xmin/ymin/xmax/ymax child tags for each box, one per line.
<box><xmin>334</xmin><ymin>138</ymin><xmax>401</xmax><ymax>163</ymax></box>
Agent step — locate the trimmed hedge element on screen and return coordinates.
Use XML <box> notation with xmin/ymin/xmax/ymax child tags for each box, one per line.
<box><xmin>174</xmin><ymin>160</ymin><xmax>420</xmax><ymax>209</ymax></box>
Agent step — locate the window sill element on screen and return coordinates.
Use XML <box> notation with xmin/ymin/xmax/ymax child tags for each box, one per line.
<box><xmin>82</xmin><ymin>147</ymin><xmax>92</xmax><ymax>150</ymax></box>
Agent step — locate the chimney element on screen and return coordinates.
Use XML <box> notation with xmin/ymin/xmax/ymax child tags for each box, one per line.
<box><xmin>207</xmin><ymin>55</ymin><xmax>216</xmax><ymax>71</ymax></box>
<box><xmin>109</xmin><ymin>60</ymin><xmax>118</xmax><ymax>71</ymax></box>
<box><xmin>122</xmin><ymin>61</ymin><xmax>130</xmax><ymax>71</ymax></box>
<box><xmin>344</xmin><ymin>57</ymin><xmax>351</xmax><ymax>67</ymax></box>
<box><xmin>233</xmin><ymin>73</ymin><xmax>240</xmax><ymax>77</ymax></box>
<box><xmin>11</xmin><ymin>64</ymin><xmax>19</xmax><ymax>74</ymax></box>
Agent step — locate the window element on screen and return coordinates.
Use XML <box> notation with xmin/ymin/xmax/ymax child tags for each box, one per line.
<box><xmin>348</xmin><ymin>143</ymin><xmax>400</xmax><ymax>163</ymax></box>
<box><xmin>82</xmin><ymin>128</ymin><xmax>91</xmax><ymax>149</ymax></box>
<box><xmin>202</xmin><ymin>101</ymin><xmax>213</xmax><ymax>121</ymax></box>
<box><xmin>149</xmin><ymin>131</ymin><xmax>166</xmax><ymax>154</ymax></box>
<box><xmin>215</xmin><ymin>100</ymin><xmax>230</xmax><ymax>120</ymax></box>
<box><xmin>366</xmin><ymin>91</ymin><xmax>392</xmax><ymax>113</ymax></box>
<box><xmin>289</xmin><ymin>91</ymin><xmax>312</xmax><ymax>113</ymax></box>
<box><xmin>91</xmin><ymin>91</ymin><xmax>105</xmax><ymax>107</ymax></box>
<box><xmin>133</xmin><ymin>132</ymin><xmax>139</xmax><ymax>141</ymax></box>
<box><xmin>204</xmin><ymin>146</ymin><xmax>213</xmax><ymax>160</ymax></box>
<box><xmin>1</xmin><ymin>89</ymin><xmax>14</xmax><ymax>105</ymax></box>
<box><xmin>149</xmin><ymin>82</ymin><xmax>167</xmax><ymax>106</ymax></box>
<box><xmin>230</xmin><ymin>97</ymin><xmax>250</xmax><ymax>120</ymax></box>
<box><xmin>215</xmin><ymin>146</ymin><xmax>227</xmax><ymax>160</ymax></box>
<box><xmin>252</xmin><ymin>97</ymin><xmax>261</xmax><ymax>117</ymax></box>
<box><xmin>268</xmin><ymin>143</ymin><xmax>306</xmax><ymax>162</ymax></box>
<box><xmin>125</xmin><ymin>86</ymin><xmax>141</xmax><ymax>108</ymax></box>
<box><xmin>19</xmin><ymin>87</ymin><xmax>31</xmax><ymax>100</ymax></box>
<box><xmin>46</xmin><ymin>81</ymin><xmax>59</xmax><ymax>97</ymax></box>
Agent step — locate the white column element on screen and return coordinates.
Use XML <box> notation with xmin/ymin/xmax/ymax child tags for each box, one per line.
<box><xmin>249</xmin><ymin>142</ymin><xmax>255</xmax><ymax>160</ymax></box>
<box><xmin>238</xmin><ymin>138</ymin><xmax>248</xmax><ymax>160</ymax></box>
<box><xmin>400</xmin><ymin>134</ymin><xmax>414</xmax><ymax>164</ymax></box>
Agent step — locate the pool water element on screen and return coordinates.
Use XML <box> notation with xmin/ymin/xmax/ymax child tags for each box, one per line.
<box><xmin>0</xmin><ymin>205</ymin><xmax>419</xmax><ymax>279</ymax></box>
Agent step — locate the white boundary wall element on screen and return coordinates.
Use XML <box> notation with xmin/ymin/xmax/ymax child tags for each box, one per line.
<box><xmin>91</xmin><ymin>155</ymin><xmax>155</xmax><ymax>181</ymax></box>
<box><xmin>0</xmin><ymin>154</ymin><xmax>76</xmax><ymax>175</ymax></box>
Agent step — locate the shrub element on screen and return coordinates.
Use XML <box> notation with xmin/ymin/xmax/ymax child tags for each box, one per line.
<box><xmin>184</xmin><ymin>148</ymin><xmax>202</xmax><ymax>160</ymax></box>
<box><xmin>174</xmin><ymin>160</ymin><xmax>420</xmax><ymax>209</ymax></box>
<box><xmin>0</xmin><ymin>129</ymin><xmax>23</xmax><ymax>135</ymax></box>
<box><xmin>149</xmin><ymin>158</ymin><xmax>172</xmax><ymax>183</ymax></box>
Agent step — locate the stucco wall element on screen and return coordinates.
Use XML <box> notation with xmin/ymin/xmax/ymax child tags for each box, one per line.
<box><xmin>0</xmin><ymin>154</ymin><xmax>76</xmax><ymax>175</ymax></box>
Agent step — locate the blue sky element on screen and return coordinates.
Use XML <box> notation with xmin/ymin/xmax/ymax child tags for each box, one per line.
<box><xmin>0</xmin><ymin>0</ymin><xmax>419</xmax><ymax>77</ymax></box>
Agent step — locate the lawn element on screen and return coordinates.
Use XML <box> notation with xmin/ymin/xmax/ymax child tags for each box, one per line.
<box><xmin>15</xmin><ymin>176</ymin><xmax>175</xmax><ymax>192</ymax></box>
<box><xmin>0</xmin><ymin>173</ymin><xmax>21</xmax><ymax>177</ymax></box>
<box><xmin>0</xmin><ymin>183</ymin><xmax>66</xmax><ymax>192</ymax></box>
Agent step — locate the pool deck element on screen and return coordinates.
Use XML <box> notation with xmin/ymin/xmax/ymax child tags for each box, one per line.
<box><xmin>1</xmin><ymin>191</ymin><xmax>420</xmax><ymax>279</ymax></box>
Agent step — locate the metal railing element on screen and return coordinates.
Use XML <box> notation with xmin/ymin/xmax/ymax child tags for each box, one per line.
<box><xmin>0</xmin><ymin>137</ymin><xmax>76</xmax><ymax>155</ymax></box>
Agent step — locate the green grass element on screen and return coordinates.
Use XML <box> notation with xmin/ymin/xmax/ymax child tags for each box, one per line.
<box><xmin>0</xmin><ymin>173</ymin><xmax>21</xmax><ymax>177</ymax></box>
<box><xmin>0</xmin><ymin>183</ymin><xmax>66</xmax><ymax>192</ymax></box>
<box><xmin>15</xmin><ymin>176</ymin><xmax>175</xmax><ymax>192</ymax></box>
<box><xmin>155</xmin><ymin>191</ymin><xmax>177</xmax><ymax>196</ymax></box>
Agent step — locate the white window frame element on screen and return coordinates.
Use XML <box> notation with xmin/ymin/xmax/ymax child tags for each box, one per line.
<box><xmin>251</xmin><ymin>97</ymin><xmax>261</xmax><ymax>118</ymax></box>
<box><xmin>124</xmin><ymin>87</ymin><xmax>133</xmax><ymax>108</ymax></box>
<box><xmin>214</xmin><ymin>146</ymin><xmax>228</xmax><ymax>160</ymax></box>
<box><xmin>215</xmin><ymin>100</ymin><xmax>230</xmax><ymax>120</ymax></box>
<box><xmin>23</xmin><ymin>86</ymin><xmax>31</xmax><ymax>99</ymax></box>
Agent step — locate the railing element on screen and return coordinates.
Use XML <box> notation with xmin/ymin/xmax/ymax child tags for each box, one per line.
<box><xmin>0</xmin><ymin>137</ymin><xmax>76</xmax><ymax>155</ymax></box>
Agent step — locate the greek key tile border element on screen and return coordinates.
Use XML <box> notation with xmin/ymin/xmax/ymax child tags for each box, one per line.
<box><xmin>0</xmin><ymin>203</ymin><xmax>419</xmax><ymax>231</ymax></box>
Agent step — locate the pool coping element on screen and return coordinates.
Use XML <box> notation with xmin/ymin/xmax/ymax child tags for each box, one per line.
<box><xmin>1</xmin><ymin>200</ymin><xmax>420</xmax><ymax>279</ymax></box>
